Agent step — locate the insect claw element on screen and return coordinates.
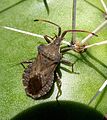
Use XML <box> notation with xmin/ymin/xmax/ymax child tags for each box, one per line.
<box><xmin>56</xmin><ymin>90</ymin><xmax>62</xmax><ymax>101</ymax></box>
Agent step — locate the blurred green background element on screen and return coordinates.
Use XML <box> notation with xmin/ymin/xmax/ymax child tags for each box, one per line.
<box><xmin>0</xmin><ymin>0</ymin><xmax>107</xmax><ymax>119</ymax></box>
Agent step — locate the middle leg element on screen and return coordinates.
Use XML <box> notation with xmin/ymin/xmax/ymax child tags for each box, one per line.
<box><xmin>60</xmin><ymin>59</ymin><xmax>79</xmax><ymax>74</ymax></box>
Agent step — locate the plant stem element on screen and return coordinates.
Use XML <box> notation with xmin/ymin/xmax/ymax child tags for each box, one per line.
<box><xmin>2</xmin><ymin>26</ymin><xmax>44</xmax><ymax>38</ymax></box>
<box><xmin>81</xmin><ymin>20</ymin><xmax>107</xmax><ymax>45</ymax></box>
<box><xmin>71</xmin><ymin>0</ymin><xmax>77</xmax><ymax>43</ymax></box>
<box><xmin>1</xmin><ymin>26</ymin><xmax>70</xmax><ymax>45</ymax></box>
<box><xmin>88</xmin><ymin>80</ymin><xmax>107</xmax><ymax>105</ymax></box>
<box><xmin>84</xmin><ymin>40</ymin><xmax>107</xmax><ymax>48</ymax></box>
<box><xmin>100</xmin><ymin>0</ymin><xmax>107</xmax><ymax>14</ymax></box>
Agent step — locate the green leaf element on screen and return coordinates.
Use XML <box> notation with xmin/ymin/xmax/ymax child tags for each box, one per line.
<box><xmin>0</xmin><ymin>0</ymin><xmax>107</xmax><ymax>119</ymax></box>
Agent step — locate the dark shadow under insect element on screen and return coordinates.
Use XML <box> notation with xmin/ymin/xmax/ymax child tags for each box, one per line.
<box><xmin>20</xmin><ymin>19</ymin><xmax>97</xmax><ymax>100</ymax></box>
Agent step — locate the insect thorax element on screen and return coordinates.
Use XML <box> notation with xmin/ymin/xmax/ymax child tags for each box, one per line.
<box><xmin>38</xmin><ymin>44</ymin><xmax>62</xmax><ymax>62</ymax></box>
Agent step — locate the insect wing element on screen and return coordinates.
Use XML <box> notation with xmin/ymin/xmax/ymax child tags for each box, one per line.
<box><xmin>22</xmin><ymin>53</ymin><xmax>57</xmax><ymax>99</ymax></box>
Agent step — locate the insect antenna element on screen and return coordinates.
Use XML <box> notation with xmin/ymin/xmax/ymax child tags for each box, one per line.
<box><xmin>34</xmin><ymin>19</ymin><xmax>61</xmax><ymax>37</ymax></box>
<box><xmin>61</xmin><ymin>29</ymin><xmax>98</xmax><ymax>39</ymax></box>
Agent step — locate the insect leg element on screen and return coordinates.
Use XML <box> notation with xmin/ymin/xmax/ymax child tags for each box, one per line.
<box><xmin>44</xmin><ymin>35</ymin><xmax>53</xmax><ymax>43</ymax></box>
<box><xmin>61</xmin><ymin>47</ymin><xmax>72</xmax><ymax>53</ymax></box>
<box><xmin>44</xmin><ymin>34</ymin><xmax>58</xmax><ymax>43</ymax></box>
<box><xmin>60</xmin><ymin>59</ymin><xmax>79</xmax><ymax>74</ymax></box>
<box><xmin>20</xmin><ymin>61</ymin><xmax>33</xmax><ymax>69</ymax></box>
<box><xmin>55</xmin><ymin>72</ymin><xmax>62</xmax><ymax>100</ymax></box>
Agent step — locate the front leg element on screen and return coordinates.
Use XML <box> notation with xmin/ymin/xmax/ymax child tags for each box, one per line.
<box><xmin>18</xmin><ymin>57</ymin><xmax>36</xmax><ymax>69</ymax></box>
<box><xmin>44</xmin><ymin>35</ymin><xmax>53</xmax><ymax>43</ymax></box>
<box><xmin>61</xmin><ymin>47</ymin><xmax>72</xmax><ymax>54</ymax></box>
<box><xmin>44</xmin><ymin>34</ymin><xmax>57</xmax><ymax>43</ymax></box>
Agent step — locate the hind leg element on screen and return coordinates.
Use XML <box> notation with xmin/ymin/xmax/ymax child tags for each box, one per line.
<box><xmin>55</xmin><ymin>71</ymin><xmax>62</xmax><ymax>100</ymax></box>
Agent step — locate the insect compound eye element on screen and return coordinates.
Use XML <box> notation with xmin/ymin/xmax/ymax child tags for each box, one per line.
<box><xmin>37</xmin><ymin>45</ymin><xmax>45</xmax><ymax>52</ymax></box>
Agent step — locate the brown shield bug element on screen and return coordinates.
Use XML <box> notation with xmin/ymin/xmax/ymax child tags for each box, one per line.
<box><xmin>21</xmin><ymin>19</ymin><xmax>97</xmax><ymax>100</ymax></box>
